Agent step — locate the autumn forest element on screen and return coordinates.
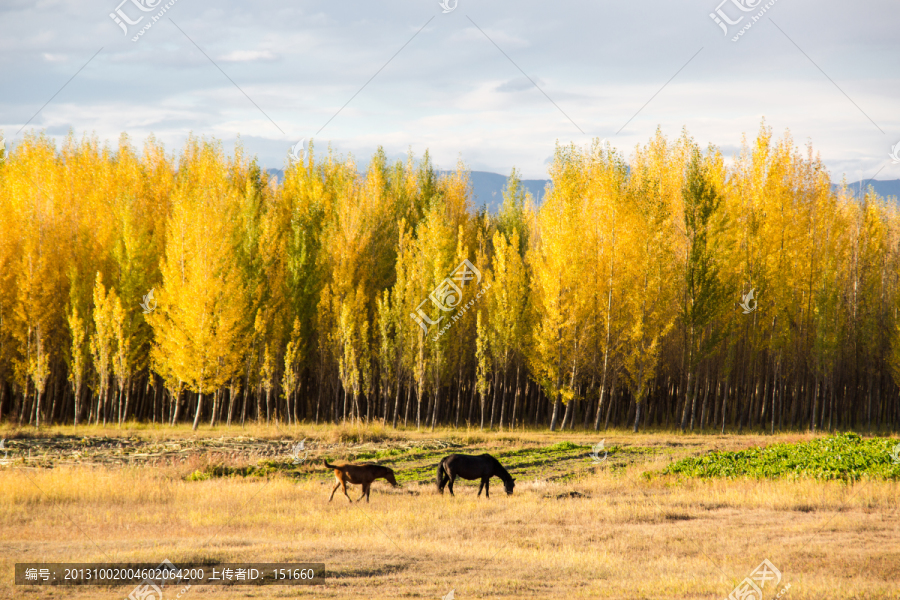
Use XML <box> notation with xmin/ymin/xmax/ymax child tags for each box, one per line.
<box><xmin>1</xmin><ymin>123</ymin><xmax>899</xmax><ymax>433</ymax></box>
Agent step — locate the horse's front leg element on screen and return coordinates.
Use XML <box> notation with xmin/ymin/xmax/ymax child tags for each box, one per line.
<box><xmin>477</xmin><ymin>479</ymin><xmax>485</xmax><ymax>497</ymax></box>
<box><xmin>358</xmin><ymin>483</ymin><xmax>370</xmax><ymax>502</ymax></box>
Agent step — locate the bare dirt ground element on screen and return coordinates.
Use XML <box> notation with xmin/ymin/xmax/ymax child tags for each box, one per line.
<box><xmin>0</xmin><ymin>423</ymin><xmax>898</xmax><ymax>599</ymax></box>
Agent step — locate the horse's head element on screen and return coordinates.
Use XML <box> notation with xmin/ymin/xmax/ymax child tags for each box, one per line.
<box><xmin>384</xmin><ymin>468</ymin><xmax>399</xmax><ymax>487</ymax></box>
<box><xmin>504</xmin><ymin>477</ymin><xmax>516</xmax><ymax>495</ymax></box>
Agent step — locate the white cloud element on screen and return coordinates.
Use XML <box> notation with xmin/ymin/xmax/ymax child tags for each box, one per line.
<box><xmin>0</xmin><ymin>0</ymin><xmax>897</xmax><ymax>182</ymax></box>
<box><xmin>218</xmin><ymin>50</ymin><xmax>278</xmax><ymax>62</ymax></box>
<box><xmin>450</xmin><ymin>25</ymin><xmax>531</xmax><ymax>49</ymax></box>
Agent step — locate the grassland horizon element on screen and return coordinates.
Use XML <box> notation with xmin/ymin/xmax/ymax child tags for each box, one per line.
<box><xmin>1</xmin><ymin>424</ymin><xmax>897</xmax><ymax>599</ymax></box>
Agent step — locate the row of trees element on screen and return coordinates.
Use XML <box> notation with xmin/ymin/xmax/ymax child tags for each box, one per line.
<box><xmin>1</xmin><ymin>124</ymin><xmax>899</xmax><ymax>432</ymax></box>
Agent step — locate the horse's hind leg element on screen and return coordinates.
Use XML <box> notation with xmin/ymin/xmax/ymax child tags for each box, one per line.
<box><xmin>477</xmin><ymin>480</ymin><xmax>484</xmax><ymax>497</ymax></box>
<box><xmin>341</xmin><ymin>480</ymin><xmax>353</xmax><ymax>502</ymax></box>
<box><xmin>484</xmin><ymin>478</ymin><xmax>490</xmax><ymax>498</ymax></box>
<box><xmin>329</xmin><ymin>480</ymin><xmax>341</xmax><ymax>502</ymax></box>
<box><xmin>448</xmin><ymin>474</ymin><xmax>456</xmax><ymax>496</ymax></box>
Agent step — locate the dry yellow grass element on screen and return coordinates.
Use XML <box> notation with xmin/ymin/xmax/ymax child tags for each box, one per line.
<box><xmin>0</xmin><ymin>425</ymin><xmax>898</xmax><ymax>599</ymax></box>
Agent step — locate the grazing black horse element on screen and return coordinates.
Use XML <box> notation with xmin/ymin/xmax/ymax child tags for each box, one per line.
<box><xmin>437</xmin><ymin>453</ymin><xmax>515</xmax><ymax>497</ymax></box>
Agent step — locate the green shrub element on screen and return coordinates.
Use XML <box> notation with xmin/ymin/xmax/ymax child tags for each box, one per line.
<box><xmin>662</xmin><ymin>433</ymin><xmax>900</xmax><ymax>482</ymax></box>
<box><xmin>546</xmin><ymin>441</ymin><xmax>583</xmax><ymax>452</ymax></box>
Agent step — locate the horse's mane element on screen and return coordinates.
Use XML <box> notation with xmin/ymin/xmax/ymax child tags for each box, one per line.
<box><xmin>485</xmin><ymin>454</ymin><xmax>513</xmax><ymax>482</ymax></box>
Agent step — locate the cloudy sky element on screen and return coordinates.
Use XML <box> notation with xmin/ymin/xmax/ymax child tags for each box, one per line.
<box><xmin>1</xmin><ymin>0</ymin><xmax>898</xmax><ymax>181</ymax></box>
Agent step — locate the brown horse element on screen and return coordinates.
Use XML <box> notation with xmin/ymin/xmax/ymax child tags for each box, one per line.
<box><xmin>325</xmin><ymin>460</ymin><xmax>399</xmax><ymax>503</ymax></box>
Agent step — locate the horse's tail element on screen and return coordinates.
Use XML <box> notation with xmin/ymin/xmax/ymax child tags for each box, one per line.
<box><xmin>436</xmin><ymin>459</ymin><xmax>448</xmax><ymax>492</ymax></box>
<box><xmin>324</xmin><ymin>459</ymin><xmax>337</xmax><ymax>469</ymax></box>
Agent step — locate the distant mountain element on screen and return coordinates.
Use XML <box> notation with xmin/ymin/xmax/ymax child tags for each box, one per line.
<box><xmin>834</xmin><ymin>179</ymin><xmax>900</xmax><ymax>200</ymax></box>
<box><xmin>266</xmin><ymin>168</ymin><xmax>899</xmax><ymax>211</ymax></box>
<box><xmin>465</xmin><ymin>171</ymin><xmax>549</xmax><ymax>213</ymax></box>
<box><xmin>266</xmin><ymin>168</ymin><xmax>550</xmax><ymax>214</ymax></box>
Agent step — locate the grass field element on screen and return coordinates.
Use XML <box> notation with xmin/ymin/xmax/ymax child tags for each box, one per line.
<box><xmin>1</xmin><ymin>423</ymin><xmax>898</xmax><ymax>599</ymax></box>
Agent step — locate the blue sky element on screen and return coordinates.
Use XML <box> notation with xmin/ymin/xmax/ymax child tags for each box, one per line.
<box><xmin>1</xmin><ymin>0</ymin><xmax>898</xmax><ymax>181</ymax></box>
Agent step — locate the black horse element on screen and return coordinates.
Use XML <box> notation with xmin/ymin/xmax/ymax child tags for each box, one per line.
<box><xmin>437</xmin><ymin>453</ymin><xmax>515</xmax><ymax>497</ymax></box>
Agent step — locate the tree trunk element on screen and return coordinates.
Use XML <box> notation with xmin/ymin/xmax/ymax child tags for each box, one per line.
<box><xmin>100</xmin><ymin>384</ymin><xmax>107</xmax><ymax>426</ymax></box>
<box><xmin>48</xmin><ymin>376</ymin><xmax>59</xmax><ymax>426</ymax></box>
<box><xmin>192</xmin><ymin>391</ymin><xmax>203</xmax><ymax>431</ymax></box>
<box><xmin>291</xmin><ymin>381</ymin><xmax>298</xmax><ymax>426</ymax></box>
<box><xmin>522</xmin><ymin>376</ymin><xmax>534</xmax><ymax>427</ymax></box>
<box><xmin>720</xmin><ymin>379</ymin><xmax>729</xmax><ymax>435</ymax></box>
<box><xmin>256</xmin><ymin>378</ymin><xmax>264</xmax><ymax>423</ymax></box>
<box><xmin>416</xmin><ymin>385</ymin><xmax>423</xmax><ymax>430</ymax></box>
<box><xmin>689</xmin><ymin>369</ymin><xmax>701</xmax><ymax>431</ymax></box>
<box><xmin>867</xmin><ymin>372</ymin><xmax>874</xmax><ymax>434</ymax></box>
<box><xmin>633</xmin><ymin>399</ymin><xmax>642</xmax><ymax>433</ymax></box>
<box><xmin>489</xmin><ymin>369</ymin><xmax>500</xmax><ymax>429</ymax></box>
<box><xmin>209</xmin><ymin>389</ymin><xmax>218</xmax><ymax>427</ymax></box>
<box><xmin>549</xmin><ymin>391</ymin><xmax>563</xmax><ymax>431</ymax></box>
<box><xmin>511</xmin><ymin>361</ymin><xmax>522</xmax><ymax>430</ymax></box>
<box><xmin>771</xmin><ymin>360</ymin><xmax>780</xmax><ymax>434</ymax></box>
<box><xmin>73</xmin><ymin>381</ymin><xmax>82</xmax><ymax>427</ymax></box>
<box><xmin>480</xmin><ymin>381</ymin><xmax>487</xmax><ymax>430</ymax></box>
<box><xmin>680</xmin><ymin>361</ymin><xmax>694</xmax><ymax>432</ymax></box>
<box><xmin>116</xmin><ymin>385</ymin><xmax>123</xmax><ymax>426</ymax></box>
<box><xmin>226</xmin><ymin>381</ymin><xmax>235</xmax><ymax>426</ymax></box>
<box><xmin>828</xmin><ymin>376</ymin><xmax>835</xmax><ymax>432</ymax></box>
<box><xmin>171</xmin><ymin>385</ymin><xmax>183</xmax><ymax>426</ymax></box>
<box><xmin>499</xmin><ymin>367</ymin><xmax>509</xmax><ymax>430</ymax></box>
<box><xmin>392</xmin><ymin>376</ymin><xmax>401</xmax><ymax>428</ymax></box>
<box><xmin>810</xmin><ymin>375</ymin><xmax>820</xmax><ymax>432</ymax></box>
<box><xmin>699</xmin><ymin>373</ymin><xmax>711</xmax><ymax>431</ymax></box>
<box><xmin>430</xmin><ymin>385</ymin><xmax>439</xmax><ymax>432</ymax></box>
<box><xmin>605</xmin><ymin>379</ymin><xmax>616</xmax><ymax>430</ymax></box>
<box><xmin>34</xmin><ymin>386</ymin><xmax>42</xmax><ymax>428</ymax></box>
<box><xmin>468</xmin><ymin>378</ymin><xmax>477</xmax><ymax>426</ymax></box>
<box><xmin>594</xmin><ymin>378</ymin><xmax>606</xmax><ymax>431</ymax></box>
<box><xmin>404</xmin><ymin>379</ymin><xmax>412</xmax><ymax>428</ymax></box>
<box><xmin>455</xmin><ymin>368</ymin><xmax>463</xmax><ymax>428</ymax></box>
<box><xmin>122</xmin><ymin>379</ymin><xmax>131</xmax><ymax>425</ymax></box>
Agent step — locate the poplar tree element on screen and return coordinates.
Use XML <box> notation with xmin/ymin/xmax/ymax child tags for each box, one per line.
<box><xmin>149</xmin><ymin>139</ymin><xmax>248</xmax><ymax>430</ymax></box>
<box><xmin>678</xmin><ymin>144</ymin><xmax>728</xmax><ymax>431</ymax></box>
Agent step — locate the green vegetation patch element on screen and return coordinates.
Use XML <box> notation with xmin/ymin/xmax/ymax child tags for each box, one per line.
<box><xmin>662</xmin><ymin>433</ymin><xmax>900</xmax><ymax>482</ymax></box>
<box><xmin>186</xmin><ymin>459</ymin><xmax>302</xmax><ymax>481</ymax></box>
<box><xmin>497</xmin><ymin>440</ymin><xmax>653</xmax><ymax>465</ymax></box>
<box><xmin>183</xmin><ymin>439</ymin><xmax>656</xmax><ymax>485</ymax></box>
